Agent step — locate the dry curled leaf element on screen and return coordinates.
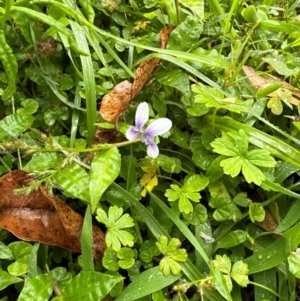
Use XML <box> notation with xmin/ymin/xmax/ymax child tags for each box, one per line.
<box><xmin>0</xmin><ymin>170</ymin><xmax>106</xmax><ymax>262</ymax></box>
<box><xmin>100</xmin><ymin>80</ymin><xmax>132</xmax><ymax>124</ymax></box>
<box><xmin>243</xmin><ymin>65</ymin><xmax>300</xmax><ymax>105</ymax></box>
<box><xmin>100</xmin><ymin>26</ymin><xmax>175</xmax><ymax>125</ymax></box>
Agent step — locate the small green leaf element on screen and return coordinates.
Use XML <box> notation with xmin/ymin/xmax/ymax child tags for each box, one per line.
<box><xmin>0</xmin><ymin>270</ymin><xmax>22</xmax><ymax>290</ymax></box>
<box><xmin>288</xmin><ymin>248</ymin><xmax>300</xmax><ymax>277</ymax></box>
<box><xmin>232</xmin><ymin>193</ymin><xmax>251</xmax><ymax>207</ymax></box>
<box><xmin>183</xmin><ymin>204</ymin><xmax>207</xmax><ymax>225</ymax></box>
<box><xmin>213</xmin><ymin>254</ymin><xmax>231</xmax><ymax>275</ymax></box>
<box><xmin>156</xmin><ymin>236</ymin><xmax>187</xmax><ymax>276</ymax></box>
<box><xmin>18</xmin><ymin>274</ymin><xmax>53</xmax><ymax>301</ymax></box>
<box><xmin>165</xmin><ymin>184</ymin><xmax>181</xmax><ymax>202</ymax></box>
<box><xmin>249</xmin><ymin>203</ymin><xmax>265</xmax><ymax>222</ymax></box>
<box><xmin>183</xmin><ymin>174</ymin><xmax>209</xmax><ymax>192</ymax></box>
<box><xmin>89</xmin><ymin>147</ymin><xmax>121</xmax><ymax>211</ymax></box>
<box><xmin>231</xmin><ymin>261</ymin><xmax>249</xmax><ymax>287</ymax></box>
<box><xmin>103</xmin><ymin>248</ymin><xmax>119</xmax><ymax>272</ymax></box>
<box><xmin>117</xmin><ymin>248</ymin><xmax>135</xmax><ymax>269</ymax></box>
<box><xmin>96</xmin><ymin>206</ymin><xmax>135</xmax><ymax>251</ymax></box>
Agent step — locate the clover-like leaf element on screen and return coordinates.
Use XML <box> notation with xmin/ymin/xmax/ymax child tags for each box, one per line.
<box><xmin>96</xmin><ymin>206</ymin><xmax>135</xmax><ymax>251</ymax></box>
<box><xmin>231</xmin><ymin>261</ymin><xmax>249</xmax><ymax>287</ymax></box>
<box><xmin>156</xmin><ymin>236</ymin><xmax>187</xmax><ymax>276</ymax></box>
<box><xmin>211</xmin><ymin>130</ymin><xmax>276</xmax><ymax>186</ymax></box>
<box><xmin>117</xmin><ymin>247</ymin><xmax>135</xmax><ymax>269</ymax></box>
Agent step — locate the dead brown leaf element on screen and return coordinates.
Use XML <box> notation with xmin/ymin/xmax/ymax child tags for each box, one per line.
<box><xmin>100</xmin><ymin>26</ymin><xmax>175</xmax><ymax>125</ymax></box>
<box><xmin>100</xmin><ymin>80</ymin><xmax>132</xmax><ymax>124</ymax></box>
<box><xmin>0</xmin><ymin>170</ymin><xmax>105</xmax><ymax>262</ymax></box>
<box><xmin>255</xmin><ymin>209</ymin><xmax>279</xmax><ymax>234</ymax></box>
<box><xmin>242</xmin><ymin>65</ymin><xmax>300</xmax><ymax>105</ymax></box>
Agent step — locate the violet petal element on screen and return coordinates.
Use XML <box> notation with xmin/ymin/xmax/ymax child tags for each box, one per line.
<box><xmin>135</xmin><ymin>102</ymin><xmax>149</xmax><ymax>130</ymax></box>
<box><xmin>144</xmin><ymin>118</ymin><xmax>172</xmax><ymax>137</ymax></box>
<box><xmin>147</xmin><ymin>140</ymin><xmax>159</xmax><ymax>158</ymax></box>
<box><xmin>126</xmin><ymin>126</ymin><xmax>141</xmax><ymax>141</ymax></box>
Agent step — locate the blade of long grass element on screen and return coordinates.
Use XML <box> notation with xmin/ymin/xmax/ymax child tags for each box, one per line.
<box><xmin>81</xmin><ymin>205</ymin><xmax>94</xmax><ymax>271</ymax></box>
<box><xmin>70</xmin><ymin>20</ymin><xmax>96</xmax><ymax>146</ymax></box>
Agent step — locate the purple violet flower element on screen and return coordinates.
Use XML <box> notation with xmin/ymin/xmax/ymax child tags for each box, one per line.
<box><xmin>126</xmin><ymin>102</ymin><xmax>172</xmax><ymax>158</ymax></box>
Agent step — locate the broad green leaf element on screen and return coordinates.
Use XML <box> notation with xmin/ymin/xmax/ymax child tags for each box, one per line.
<box><xmin>115</xmin><ymin>267</ymin><xmax>181</xmax><ymax>301</ymax></box>
<box><xmin>8</xmin><ymin>255</ymin><xmax>29</xmax><ymax>276</ymax></box>
<box><xmin>249</xmin><ymin>203</ymin><xmax>265</xmax><ymax>222</ymax></box>
<box><xmin>192</xmin><ymin>145</ymin><xmax>216</xmax><ymax>170</ymax></box>
<box><xmin>157</xmin><ymin>154</ymin><xmax>182</xmax><ymax>173</ymax></box>
<box><xmin>61</xmin><ymin>271</ymin><xmax>123</xmax><ymax>301</ymax></box>
<box><xmin>89</xmin><ymin>147</ymin><xmax>121</xmax><ymax>211</ymax></box>
<box><xmin>0</xmin><ymin>113</ymin><xmax>35</xmax><ymax>140</ymax></box>
<box><xmin>253</xmin><ymin>269</ymin><xmax>277</xmax><ymax>301</ymax></box>
<box><xmin>274</xmin><ymin>200</ymin><xmax>300</xmax><ymax>234</ymax></box>
<box><xmin>216</xmin><ymin>230</ymin><xmax>247</xmax><ymax>250</ymax></box>
<box><xmin>244</xmin><ymin>237</ymin><xmax>291</xmax><ymax>274</ymax></box>
<box><xmin>0</xmin><ymin>270</ymin><xmax>22</xmax><ymax>290</ymax></box>
<box><xmin>28</xmin><ymin>243</ymin><xmax>40</xmax><ymax>278</ymax></box>
<box><xmin>167</xmin><ymin>15</ymin><xmax>203</xmax><ymax>51</ymax></box>
<box><xmin>0</xmin><ymin>241</ymin><xmax>13</xmax><ymax>259</ymax></box>
<box><xmin>24</xmin><ymin>152</ymin><xmax>64</xmax><ymax>171</ymax></box>
<box><xmin>8</xmin><ymin>242</ymin><xmax>32</xmax><ymax>259</ymax></box>
<box><xmin>170</xmin><ymin>128</ymin><xmax>189</xmax><ymax>149</ymax></box>
<box><xmin>155</xmin><ymin>68</ymin><xmax>190</xmax><ymax>96</ymax></box>
<box><xmin>179</xmin><ymin>0</ymin><xmax>204</xmax><ymax>19</ymax></box>
<box><xmin>54</xmin><ymin>163</ymin><xmax>90</xmax><ymax>202</ymax></box>
<box><xmin>17</xmin><ymin>274</ymin><xmax>53</xmax><ymax>301</ymax></box>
